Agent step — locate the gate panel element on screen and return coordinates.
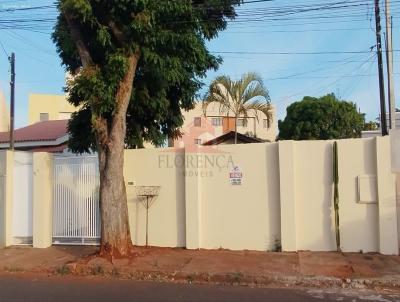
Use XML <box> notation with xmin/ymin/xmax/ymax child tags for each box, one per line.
<box><xmin>53</xmin><ymin>156</ymin><xmax>100</xmax><ymax>245</ymax></box>
<box><xmin>13</xmin><ymin>152</ymin><xmax>33</xmax><ymax>245</ymax></box>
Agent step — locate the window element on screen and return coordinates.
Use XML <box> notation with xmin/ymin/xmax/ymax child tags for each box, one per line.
<box><xmin>211</xmin><ymin>117</ymin><xmax>222</xmax><ymax>127</ymax></box>
<box><xmin>194</xmin><ymin>139</ymin><xmax>202</xmax><ymax>145</ymax></box>
<box><xmin>194</xmin><ymin>117</ymin><xmax>202</xmax><ymax>127</ymax></box>
<box><xmin>59</xmin><ymin>112</ymin><xmax>72</xmax><ymax>120</ymax></box>
<box><xmin>237</xmin><ymin>118</ymin><xmax>247</xmax><ymax>127</ymax></box>
<box><xmin>40</xmin><ymin>113</ymin><xmax>49</xmax><ymax>122</ymax></box>
<box><xmin>263</xmin><ymin>119</ymin><xmax>270</xmax><ymax>128</ymax></box>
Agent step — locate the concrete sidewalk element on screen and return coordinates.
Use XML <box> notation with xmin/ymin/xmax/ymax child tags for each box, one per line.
<box><xmin>0</xmin><ymin>246</ymin><xmax>399</xmax><ymax>290</ymax></box>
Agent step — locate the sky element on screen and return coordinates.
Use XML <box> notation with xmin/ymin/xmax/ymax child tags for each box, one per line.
<box><xmin>0</xmin><ymin>0</ymin><xmax>399</xmax><ymax>128</ymax></box>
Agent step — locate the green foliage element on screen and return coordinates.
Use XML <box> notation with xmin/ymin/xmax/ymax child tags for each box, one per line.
<box><xmin>203</xmin><ymin>72</ymin><xmax>273</xmax><ymax>143</ymax></box>
<box><xmin>363</xmin><ymin>121</ymin><xmax>379</xmax><ymax>131</ymax></box>
<box><xmin>278</xmin><ymin>93</ymin><xmax>365</xmax><ymax>140</ymax></box>
<box><xmin>53</xmin><ymin>0</ymin><xmax>242</xmax><ymax>152</ymax></box>
<box><xmin>57</xmin><ymin>265</ymin><xmax>72</xmax><ymax>276</ymax></box>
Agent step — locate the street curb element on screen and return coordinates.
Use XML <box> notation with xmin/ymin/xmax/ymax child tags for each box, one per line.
<box><xmin>2</xmin><ymin>262</ymin><xmax>400</xmax><ymax>292</ymax></box>
<box><xmin>43</xmin><ymin>263</ymin><xmax>400</xmax><ymax>291</ymax></box>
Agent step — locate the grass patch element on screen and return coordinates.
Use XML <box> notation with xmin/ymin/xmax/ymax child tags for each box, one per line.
<box><xmin>5</xmin><ymin>266</ymin><xmax>23</xmax><ymax>273</ymax></box>
<box><xmin>91</xmin><ymin>265</ymin><xmax>104</xmax><ymax>276</ymax></box>
<box><xmin>57</xmin><ymin>265</ymin><xmax>71</xmax><ymax>276</ymax></box>
<box><xmin>229</xmin><ymin>272</ymin><xmax>244</xmax><ymax>284</ymax></box>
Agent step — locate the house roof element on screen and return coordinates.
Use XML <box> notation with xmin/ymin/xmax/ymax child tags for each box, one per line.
<box><xmin>202</xmin><ymin>131</ymin><xmax>266</xmax><ymax>146</ymax></box>
<box><xmin>30</xmin><ymin>143</ymin><xmax>68</xmax><ymax>153</ymax></box>
<box><xmin>0</xmin><ymin>120</ymin><xmax>68</xmax><ymax>144</ymax></box>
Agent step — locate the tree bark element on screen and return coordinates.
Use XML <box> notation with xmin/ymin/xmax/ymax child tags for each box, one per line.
<box><xmin>97</xmin><ymin>55</ymin><xmax>139</xmax><ymax>258</ymax></box>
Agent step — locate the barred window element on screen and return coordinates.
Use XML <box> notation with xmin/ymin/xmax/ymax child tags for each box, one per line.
<box><xmin>211</xmin><ymin>117</ymin><xmax>222</xmax><ymax>126</ymax></box>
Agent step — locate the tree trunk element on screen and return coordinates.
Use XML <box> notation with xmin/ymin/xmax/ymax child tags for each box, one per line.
<box><xmin>234</xmin><ymin>115</ymin><xmax>238</xmax><ymax>144</ymax></box>
<box><xmin>98</xmin><ymin>127</ymin><xmax>132</xmax><ymax>258</ymax></box>
<box><xmin>96</xmin><ymin>55</ymin><xmax>139</xmax><ymax>258</ymax></box>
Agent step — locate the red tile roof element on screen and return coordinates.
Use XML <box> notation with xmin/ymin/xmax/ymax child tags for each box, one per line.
<box><xmin>30</xmin><ymin>143</ymin><xmax>68</xmax><ymax>153</ymax></box>
<box><xmin>0</xmin><ymin>120</ymin><xmax>68</xmax><ymax>144</ymax></box>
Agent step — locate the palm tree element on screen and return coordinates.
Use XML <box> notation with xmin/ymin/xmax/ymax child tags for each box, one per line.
<box><xmin>203</xmin><ymin>72</ymin><xmax>272</xmax><ymax>144</ymax></box>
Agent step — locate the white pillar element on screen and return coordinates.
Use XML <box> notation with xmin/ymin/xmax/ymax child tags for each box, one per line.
<box><xmin>0</xmin><ymin>151</ymin><xmax>14</xmax><ymax>248</ymax></box>
<box><xmin>376</xmin><ymin>136</ymin><xmax>399</xmax><ymax>255</ymax></box>
<box><xmin>33</xmin><ymin>153</ymin><xmax>54</xmax><ymax>248</ymax></box>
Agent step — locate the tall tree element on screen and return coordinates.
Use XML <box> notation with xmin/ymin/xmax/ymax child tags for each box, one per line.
<box><xmin>278</xmin><ymin>94</ymin><xmax>365</xmax><ymax>140</ymax></box>
<box><xmin>53</xmin><ymin>0</ymin><xmax>242</xmax><ymax>258</ymax></box>
<box><xmin>203</xmin><ymin>72</ymin><xmax>273</xmax><ymax>144</ymax></box>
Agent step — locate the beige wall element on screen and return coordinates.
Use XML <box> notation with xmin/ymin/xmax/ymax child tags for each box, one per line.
<box><xmin>290</xmin><ymin>139</ymin><xmax>380</xmax><ymax>252</ymax></box>
<box><xmin>28</xmin><ymin>94</ymin><xmax>77</xmax><ymax>125</ymax></box>
<box><xmin>337</xmin><ymin>139</ymin><xmax>379</xmax><ymax>253</ymax></box>
<box><xmin>286</xmin><ymin>139</ymin><xmax>380</xmax><ymax>253</ymax></box>
<box><xmin>0</xmin><ymin>136</ymin><xmax>398</xmax><ymax>254</ymax></box>
<box><xmin>124</xmin><ymin>137</ymin><xmax>398</xmax><ymax>254</ymax></box>
<box><xmin>124</xmin><ymin>149</ymin><xmax>186</xmax><ymax>247</ymax></box>
<box><xmin>279</xmin><ymin>137</ymin><xmax>398</xmax><ymax>254</ymax></box>
<box><xmin>199</xmin><ymin>143</ymin><xmax>281</xmax><ymax>251</ymax></box>
<box><xmin>293</xmin><ymin>141</ymin><xmax>337</xmax><ymax>251</ymax></box>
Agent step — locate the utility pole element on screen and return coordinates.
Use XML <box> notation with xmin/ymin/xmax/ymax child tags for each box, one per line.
<box><xmin>375</xmin><ymin>0</ymin><xmax>388</xmax><ymax>136</ymax></box>
<box><xmin>9</xmin><ymin>52</ymin><xmax>15</xmax><ymax>150</ymax></box>
<box><xmin>385</xmin><ymin>0</ymin><xmax>396</xmax><ymax>131</ymax></box>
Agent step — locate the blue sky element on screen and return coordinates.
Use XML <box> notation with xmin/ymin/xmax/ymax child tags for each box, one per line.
<box><xmin>0</xmin><ymin>0</ymin><xmax>398</xmax><ymax>128</ymax></box>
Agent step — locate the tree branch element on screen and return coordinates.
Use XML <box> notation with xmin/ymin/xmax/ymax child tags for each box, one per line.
<box><xmin>64</xmin><ymin>12</ymin><xmax>93</xmax><ymax>67</ymax></box>
<box><xmin>108</xmin><ymin>21</ymin><xmax>126</xmax><ymax>46</ymax></box>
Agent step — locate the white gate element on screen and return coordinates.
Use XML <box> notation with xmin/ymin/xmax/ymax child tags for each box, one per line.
<box><xmin>53</xmin><ymin>156</ymin><xmax>100</xmax><ymax>245</ymax></box>
<box><xmin>13</xmin><ymin>152</ymin><xmax>33</xmax><ymax>245</ymax></box>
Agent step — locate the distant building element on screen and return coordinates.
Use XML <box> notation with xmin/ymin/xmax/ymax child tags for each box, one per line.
<box><xmin>0</xmin><ymin>91</ymin><xmax>9</xmax><ymax>132</ymax></box>
<box><xmin>170</xmin><ymin>102</ymin><xmax>276</xmax><ymax>147</ymax></box>
<box><xmin>362</xmin><ymin>112</ymin><xmax>400</xmax><ymax>138</ymax></box>
<box><xmin>28</xmin><ymin>94</ymin><xmax>77</xmax><ymax>125</ymax></box>
<box><xmin>25</xmin><ymin>93</ymin><xmax>277</xmax><ymax>148</ymax></box>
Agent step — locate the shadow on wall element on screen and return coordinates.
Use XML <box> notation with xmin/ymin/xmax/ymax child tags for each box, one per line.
<box><xmin>322</xmin><ymin>143</ymin><xmax>334</xmax><ymax>251</ymax></box>
<box><xmin>265</xmin><ymin>143</ymin><xmax>281</xmax><ymax>251</ymax></box>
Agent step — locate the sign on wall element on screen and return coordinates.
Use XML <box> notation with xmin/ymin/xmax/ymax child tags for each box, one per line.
<box><xmin>230</xmin><ymin>166</ymin><xmax>243</xmax><ymax>185</ymax></box>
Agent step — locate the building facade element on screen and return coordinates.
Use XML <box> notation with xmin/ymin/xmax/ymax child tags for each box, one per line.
<box><xmin>172</xmin><ymin>102</ymin><xmax>277</xmax><ymax>147</ymax></box>
<box><xmin>28</xmin><ymin>94</ymin><xmax>77</xmax><ymax>125</ymax></box>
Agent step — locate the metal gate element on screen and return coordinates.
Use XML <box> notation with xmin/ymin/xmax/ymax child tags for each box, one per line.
<box><xmin>53</xmin><ymin>156</ymin><xmax>100</xmax><ymax>245</ymax></box>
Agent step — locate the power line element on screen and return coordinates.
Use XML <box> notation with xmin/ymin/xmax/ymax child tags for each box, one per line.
<box><xmin>0</xmin><ymin>39</ymin><xmax>8</xmax><ymax>58</ymax></box>
<box><xmin>212</xmin><ymin>50</ymin><xmax>382</xmax><ymax>55</ymax></box>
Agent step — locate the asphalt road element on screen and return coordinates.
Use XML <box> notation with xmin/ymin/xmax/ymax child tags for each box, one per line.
<box><xmin>0</xmin><ymin>275</ymin><xmax>399</xmax><ymax>302</ymax></box>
